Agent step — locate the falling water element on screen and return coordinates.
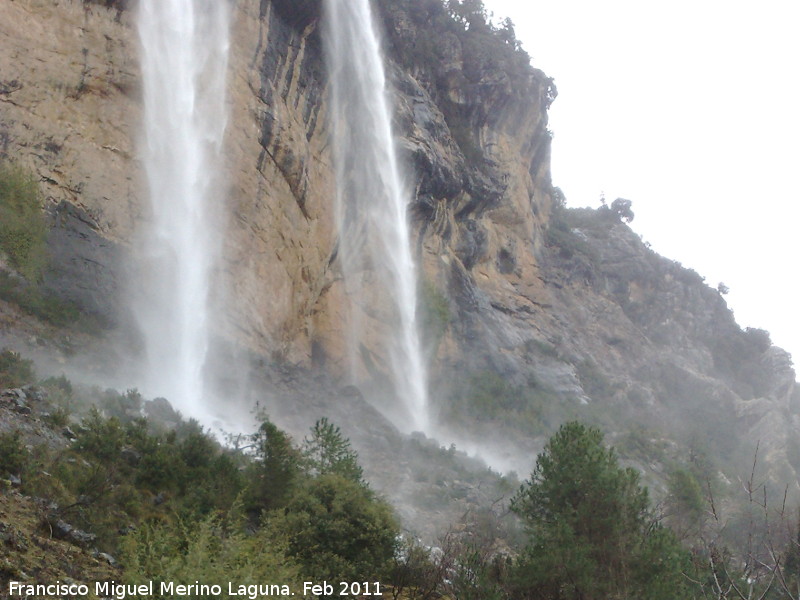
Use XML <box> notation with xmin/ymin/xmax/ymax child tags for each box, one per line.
<box><xmin>324</xmin><ymin>0</ymin><xmax>429</xmax><ymax>431</ymax></box>
<box><xmin>135</xmin><ymin>0</ymin><xmax>230</xmax><ymax>415</ymax></box>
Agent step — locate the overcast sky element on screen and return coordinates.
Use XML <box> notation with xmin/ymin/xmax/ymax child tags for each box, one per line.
<box><xmin>482</xmin><ymin>0</ymin><xmax>800</xmax><ymax>365</ymax></box>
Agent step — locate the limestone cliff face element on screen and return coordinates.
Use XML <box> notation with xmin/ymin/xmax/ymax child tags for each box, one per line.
<box><xmin>0</xmin><ymin>0</ymin><xmax>555</xmax><ymax>371</ymax></box>
<box><xmin>1</xmin><ymin>0</ymin><xmax>797</xmax><ymax>491</ymax></box>
<box><xmin>0</xmin><ymin>0</ymin><xmax>137</xmax><ymax>321</ymax></box>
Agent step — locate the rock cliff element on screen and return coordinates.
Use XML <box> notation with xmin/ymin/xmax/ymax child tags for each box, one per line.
<box><xmin>1</xmin><ymin>0</ymin><xmax>797</xmax><ymax>503</ymax></box>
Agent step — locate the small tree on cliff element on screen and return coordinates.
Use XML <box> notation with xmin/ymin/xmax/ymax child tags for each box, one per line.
<box><xmin>510</xmin><ymin>422</ymin><xmax>691</xmax><ymax>599</ymax></box>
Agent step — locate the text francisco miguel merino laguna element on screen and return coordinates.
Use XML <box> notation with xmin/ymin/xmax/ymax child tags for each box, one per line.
<box><xmin>7</xmin><ymin>580</ymin><xmax>383</xmax><ymax>598</ymax></box>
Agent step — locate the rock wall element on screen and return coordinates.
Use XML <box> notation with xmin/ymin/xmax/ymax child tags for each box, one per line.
<box><xmin>1</xmin><ymin>0</ymin><xmax>797</xmax><ymax>489</ymax></box>
<box><xmin>0</xmin><ymin>0</ymin><xmax>138</xmax><ymax>323</ymax></box>
<box><xmin>0</xmin><ymin>0</ymin><xmax>557</xmax><ymax>371</ymax></box>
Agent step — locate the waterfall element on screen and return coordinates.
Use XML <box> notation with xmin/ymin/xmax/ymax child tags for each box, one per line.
<box><xmin>324</xmin><ymin>0</ymin><xmax>429</xmax><ymax>432</ymax></box>
<box><xmin>134</xmin><ymin>0</ymin><xmax>230</xmax><ymax>416</ymax></box>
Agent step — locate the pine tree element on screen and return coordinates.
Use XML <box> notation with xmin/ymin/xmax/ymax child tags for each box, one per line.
<box><xmin>511</xmin><ymin>422</ymin><xmax>692</xmax><ymax>599</ymax></box>
<box><xmin>302</xmin><ymin>417</ymin><xmax>364</xmax><ymax>484</ymax></box>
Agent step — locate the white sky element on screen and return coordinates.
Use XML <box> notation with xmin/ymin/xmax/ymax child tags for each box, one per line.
<box><xmin>484</xmin><ymin>0</ymin><xmax>800</xmax><ymax>366</ymax></box>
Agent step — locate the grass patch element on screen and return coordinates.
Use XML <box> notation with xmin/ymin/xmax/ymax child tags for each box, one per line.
<box><xmin>0</xmin><ymin>162</ymin><xmax>46</xmax><ymax>281</ymax></box>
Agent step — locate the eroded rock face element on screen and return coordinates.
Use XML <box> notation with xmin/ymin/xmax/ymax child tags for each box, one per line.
<box><xmin>0</xmin><ymin>0</ymin><xmax>555</xmax><ymax>371</ymax></box>
<box><xmin>2</xmin><ymin>0</ymin><xmax>798</xmax><ymax>492</ymax></box>
<box><xmin>0</xmin><ymin>0</ymin><xmax>138</xmax><ymax>321</ymax></box>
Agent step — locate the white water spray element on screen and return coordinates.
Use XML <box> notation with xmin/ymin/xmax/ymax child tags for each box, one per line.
<box><xmin>324</xmin><ymin>0</ymin><xmax>429</xmax><ymax>432</ymax></box>
<box><xmin>135</xmin><ymin>0</ymin><xmax>230</xmax><ymax>416</ymax></box>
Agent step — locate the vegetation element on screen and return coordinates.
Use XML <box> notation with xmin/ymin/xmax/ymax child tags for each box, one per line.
<box><xmin>510</xmin><ymin>422</ymin><xmax>692</xmax><ymax>599</ymax></box>
<box><xmin>609</xmin><ymin>197</ymin><xmax>635</xmax><ymax>222</ymax></box>
<box><xmin>575</xmin><ymin>358</ymin><xmax>617</xmax><ymax>400</ymax></box>
<box><xmin>419</xmin><ymin>279</ymin><xmax>451</xmax><ymax>354</ymax></box>
<box><xmin>242</xmin><ymin>418</ymin><xmax>301</xmax><ymax>516</ymax></box>
<box><xmin>0</xmin><ymin>430</ymin><xmax>29</xmax><ymax>477</ymax></box>
<box><xmin>1</xmin><ymin>381</ymin><xmax>399</xmax><ymax>589</ymax></box>
<box><xmin>375</xmin><ymin>0</ymin><xmax>555</xmax><ymax>168</ymax></box>
<box><xmin>0</xmin><ymin>349</ymin><xmax>36</xmax><ymax>388</ymax></box>
<box><xmin>545</xmin><ymin>203</ymin><xmax>600</xmax><ymax>267</ymax></box>
<box><xmin>121</xmin><ymin>515</ymin><xmax>301</xmax><ymax>597</ymax></box>
<box><xmin>0</xmin><ymin>162</ymin><xmax>46</xmax><ymax>281</ymax></box>
<box><xmin>302</xmin><ymin>417</ymin><xmax>364</xmax><ymax>483</ymax></box>
<box><xmin>268</xmin><ymin>473</ymin><xmax>398</xmax><ymax>584</ymax></box>
<box><xmin>444</xmin><ymin>370</ymin><xmax>563</xmax><ymax>435</ymax></box>
<box><xmin>0</xmin><ymin>270</ymin><xmax>96</xmax><ymax>329</ymax></box>
<box><xmin>4</xmin><ymin>346</ymin><xmax>800</xmax><ymax>598</ymax></box>
<box><xmin>0</xmin><ymin>163</ymin><xmax>99</xmax><ymax>330</ymax></box>
<box><xmin>665</xmin><ymin>467</ymin><xmax>705</xmax><ymax>538</ymax></box>
<box><xmin>378</xmin><ymin>0</ymin><xmax>538</xmax><ymax>86</ymax></box>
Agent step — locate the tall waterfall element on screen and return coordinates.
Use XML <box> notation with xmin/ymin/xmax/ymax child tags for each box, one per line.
<box><xmin>324</xmin><ymin>0</ymin><xmax>429</xmax><ymax>431</ymax></box>
<box><xmin>135</xmin><ymin>0</ymin><xmax>230</xmax><ymax>416</ymax></box>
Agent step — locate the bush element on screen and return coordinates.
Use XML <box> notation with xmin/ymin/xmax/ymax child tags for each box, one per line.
<box><xmin>0</xmin><ymin>348</ymin><xmax>36</xmax><ymax>388</ymax></box>
<box><xmin>665</xmin><ymin>468</ymin><xmax>705</xmax><ymax>537</ymax></box>
<box><xmin>575</xmin><ymin>358</ymin><xmax>616</xmax><ymax>400</ymax></box>
<box><xmin>121</xmin><ymin>514</ymin><xmax>301</xmax><ymax>596</ymax></box>
<box><xmin>544</xmin><ymin>208</ymin><xmax>599</xmax><ymax>267</ymax></box>
<box><xmin>0</xmin><ymin>162</ymin><xmax>46</xmax><ymax>281</ymax></box>
<box><xmin>0</xmin><ymin>430</ymin><xmax>29</xmax><ymax>476</ymax></box>
<box><xmin>74</xmin><ymin>408</ymin><xmax>125</xmax><ymax>463</ymax></box>
<box><xmin>268</xmin><ymin>473</ymin><xmax>399</xmax><ymax>585</ymax></box>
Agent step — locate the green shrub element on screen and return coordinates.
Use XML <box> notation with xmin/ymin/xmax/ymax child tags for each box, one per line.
<box><xmin>0</xmin><ymin>430</ymin><xmax>29</xmax><ymax>476</ymax></box>
<box><xmin>545</xmin><ymin>215</ymin><xmax>598</xmax><ymax>263</ymax></box>
<box><xmin>121</xmin><ymin>514</ymin><xmax>301</xmax><ymax>596</ymax></box>
<box><xmin>43</xmin><ymin>407</ymin><xmax>71</xmax><ymax>429</ymax></box>
<box><xmin>665</xmin><ymin>468</ymin><xmax>705</xmax><ymax>536</ymax></box>
<box><xmin>267</xmin><ymin>473</ymin><xmax>399</xmax><ymax>584</ymax></box>
<box><xmin>40</xmin><ymin>374</ymin><xmax>77</xmax><ymax>413</ymax></box>
<box><xmin>444</xmin><ymin>370</ymin><xmax>562</xmax><ymax>435</ymax></box>
<box><xmin>461</xmin><ymin>371</ymin><xmax>522</xmax><ymax>419</ymax></box>
<box><xmin>0</xmin><ymin>348</ymin><xmax>36</xmax><ymax>388</ymax></box>
<box><xmin>617</xmin><ymin>427</ymin><xmax>667</xmax><ymax>464</ymax></box>
<box><xmin>0</xmin><ymin>162</ymin><xmax>46</xmax><ymax>281</ymax></box>
<box><xmin>74</xmin><ymin>407</ymin><xmax>125</xmax><ymax>463</ymax></box>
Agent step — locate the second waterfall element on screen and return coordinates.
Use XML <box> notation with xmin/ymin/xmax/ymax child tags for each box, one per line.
<box><xmin>324</xmin><ymin>0</ymin><xmax>429</xmax><ymax>432</ymax></box>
